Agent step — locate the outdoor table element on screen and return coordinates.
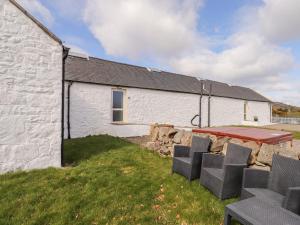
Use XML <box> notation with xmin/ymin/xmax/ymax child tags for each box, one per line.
<box><xmin>224</xmin><ymin>197</ymin><xmax>300</xmax><ymax>225</ymax></box>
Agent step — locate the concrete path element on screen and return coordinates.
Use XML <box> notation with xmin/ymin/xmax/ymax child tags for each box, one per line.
<box><xmin>292</xmin><ymin>140</ymin><xmax>300</xmax><ymax>156</ymax></box>
<box><xmin>263</xmin><ymin>124</ymin><xmax>300</xmax><ymax>156</ymax></box>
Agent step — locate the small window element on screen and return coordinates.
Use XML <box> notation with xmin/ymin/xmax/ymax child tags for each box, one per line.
<box><xmin>244</xmin><ymin>101</ymin><xmax>248</xmax><ymax>121</ymax></box>
<box><xmin>112</xmin><ymin>89</ymin><xmax>125</xmax><ymax>122</ymax></box>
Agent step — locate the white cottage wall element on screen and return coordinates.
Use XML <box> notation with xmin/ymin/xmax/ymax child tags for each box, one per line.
<box><xmin>0</xmin><ymin>0</ymin><xmax>62</xmax><ymax>173</ymax></box>
<box><xmin>247</xmin><ymin>101</ymin><xmax>272</xmax><ymax>125</ymax></box>
<box><xmin>65</xmin><ymin>82</ymin><xmax>202</xmax><ymax>138</ymax></box>
<box><xmin>65</xmin><ymin>82</ymin><xmax>271</xmax><ymax>138</ymax></box>
<box><xmin>210</xmin><ymin>97</ymin><xmax>245</xmax><ymax>127</ymax></box>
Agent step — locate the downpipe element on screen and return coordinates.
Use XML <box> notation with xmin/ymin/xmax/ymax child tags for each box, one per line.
<box><xmin>67</xmin><ymin>81</ymin><xmax>73</xmax><ymax>139</ymax></box>
<box><xmin>61</xmin><ymin>46</ymin><xmax>70</xmax><ymax>166</ymax></box>
<box><xmin>198</xmin><ymin>81</ymin><xmax>203</xmax><ymax>128</ymax></box>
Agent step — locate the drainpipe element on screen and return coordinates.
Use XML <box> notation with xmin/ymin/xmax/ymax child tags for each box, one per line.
<box><xmin>208</xmin><ymin>83</ymin><xmax>212</xmax><ymax>127</ymax></box>
<box><xmin>67</xmin><ymin>81</ymin><xmax>73</xmax><ymax>139</ymax></box>
<box><xmin>61</xmin><ymin>46</ymin><xmax>70</xmax><ymax>167</ymax></box>
<box><xmin>199</xmin><ymin>81</ymin><xmax>203</xmax><ymax>128</ymax></box>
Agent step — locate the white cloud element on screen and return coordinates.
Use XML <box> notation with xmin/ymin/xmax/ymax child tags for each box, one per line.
<box><xmin>244</xmin><ymin>0</ymin><xmax>300</xmax><ymax>42</ymax></box>
<box><xmin>62</xmin><ymin>35</ymin><xmax>90</xmax><ymax>56</ymax></box>
<box><xmin>81</xmin><ymin>0</ymin><xmax>299</xmax><ymax>105</ymax></box>
<box><xmin>83</xmin><ymin>0</ymin><xmax>204</xmax><ymax>59</ymax></box>
<box><xmin>17</xmin><ymin>0</ymin><xmax>54</xmax><ymax>27</ymax></box>
<box><xmin>67</xmin><ymin>44</ymin><xmax>89</xmax><ymax>56</ymax></box>
<box><xmin>171</xmin><ymin>33</ymin><xmax>294</xmax><ymax>84</ymax></box>
<box><xmin>264</xmin><ymin>80</ymin><xmax>300</xmax><ymax>106</ymax></box>
<box><xmin>169</xmin><ymin>0</ymin><xmax>299</xmax><ymax>105</ymax></box>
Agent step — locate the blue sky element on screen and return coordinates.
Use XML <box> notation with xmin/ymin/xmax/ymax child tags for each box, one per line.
<box><xmin>18</xmin><ymin>0</ymin><xmax>300</xmax><ymax>106</ymax></box>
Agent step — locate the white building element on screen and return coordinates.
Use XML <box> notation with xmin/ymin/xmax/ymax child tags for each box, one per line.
<box><xmin>0</xmin><ymin>0</ymin><xmax>68</xmax><ymax>173</ymax></box>
<box><xmin>0</xmin><ymin>0</ymin><xmax>272</xmax><ymax>173</ymax></box>
<box><xmin>64</xmin><ymin>55</ymin><xmax>272</xmax><ymax>138</ymax></box>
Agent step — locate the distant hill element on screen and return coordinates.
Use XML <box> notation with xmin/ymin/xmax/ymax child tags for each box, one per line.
<box><xmin>273</xmin><ymin>102</ymin><xmax>300</xmax><ymax>117</ymax></box>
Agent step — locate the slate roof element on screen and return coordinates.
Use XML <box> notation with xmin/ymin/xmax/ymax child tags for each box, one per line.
<box><xmin>65</xmin><ymin>55</ymin><xmax>271</xmax><ymax>102</ymax></box>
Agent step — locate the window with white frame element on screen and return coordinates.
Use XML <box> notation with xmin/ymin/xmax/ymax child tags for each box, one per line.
<box><xmin>112</xmin><ymin>89</ymin><xmax>125</xmax><ymax>122</ymax></box>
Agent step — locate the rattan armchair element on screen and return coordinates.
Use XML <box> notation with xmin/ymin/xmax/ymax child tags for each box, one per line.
<box><xmin>172</xmin><ymin>136</ymin><xmax>211</xmax><ymax>181</ymax></box>
<box><xmin>200</xmin><ymin>143</ymin><xmax>251</xmax><ymax>200</ymax></box>
<box><xmin>241</xmin><ymin>154</ymin><xmax>300</xmax><ymax>215</ymax></box>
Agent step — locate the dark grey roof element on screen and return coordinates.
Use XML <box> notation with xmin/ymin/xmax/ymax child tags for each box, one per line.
<box><xmin>65</xmin><ymin>55</ymin><xmax>270</xmax><ymax>102</ymax></box>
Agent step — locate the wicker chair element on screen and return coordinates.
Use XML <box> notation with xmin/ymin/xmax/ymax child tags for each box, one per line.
<box><xmin>241</xmin><ymin>154</ymin><xmax>300</xmax><ymax>215</ymax></box>
<box><xmin>172</xmin><ymin>136</ymin><xmax>211</xmax><ymax>181</ymax></box>
<box><xmin>200</xmin><ymin>143</ymin><xmax>251</xmax><ymax>200</ymax></box>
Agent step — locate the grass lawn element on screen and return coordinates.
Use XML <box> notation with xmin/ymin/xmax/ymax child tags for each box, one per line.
<box><xmin>0</xmin><ymin>135</ymin><xmax>236</xmax><ymax>225</ymax></box>
<box><xmin>293</xmin><ymin>131</ymin><xmax>300</xmax><ymax>140</ymax></box>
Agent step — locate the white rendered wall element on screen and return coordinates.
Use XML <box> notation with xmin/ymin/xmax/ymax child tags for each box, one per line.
<box><xmin>65</xmin><ymin>82</ymin><xmax>201</xmax><ymax>138</ymax></box>
<box><xmin>210</xmin><ymin>97</ymin><xmax>244</xmax><ymax>127</ymax></box>
<box><xmin>0</xmin><ymin>1</ymin><xmax>62</xmax><ymax>173</ymax></box>
<box><xmin>65</xmin><ymin>82</ymin><xmax>271</xmax><ymax>138</ymax></box>
<box><xmin>246</xmin><ymin>101</ymin><xmax>272</xmax><ymax>125</ymax></box>
<box><xmin>210</xmin><ymin>97</ymin><xmax>271</xmax><ymax>127</ymax></box>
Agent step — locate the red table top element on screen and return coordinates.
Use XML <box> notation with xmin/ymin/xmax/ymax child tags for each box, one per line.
<box><xmin>192</xmin><ymin>127</ymin><xmax>293</xmax><ymax>145</ymax></box>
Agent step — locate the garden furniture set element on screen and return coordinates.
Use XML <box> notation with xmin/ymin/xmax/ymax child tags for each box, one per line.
<box><xmin>172</xmin><ymin>136</ymin><xmax>300</xmax><ymax>225</ymax></box>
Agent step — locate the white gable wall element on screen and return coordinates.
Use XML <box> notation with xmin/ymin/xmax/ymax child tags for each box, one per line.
<box><xmin>65</xmin><ymin>82</ymin><xmax>271</xmax><ymax>138</ymax></box>
<box><xmin>210</xmin><ymin>97</ymin><xmax>271</xmax><ymax>126</ymax></box>
<box><xmin>0</xmin><ymin>1</ymin><xmax>62</xmax><ymax>173</ymax></box>
<box><xmin>247</xmin><ymin>101</ymin><xmax>271</xmax><ymax>124</ymax></box>
<box><xmin>210</xmin><ymin>97</ymin><xmax>244</xmax><ymax>127</ymax></box>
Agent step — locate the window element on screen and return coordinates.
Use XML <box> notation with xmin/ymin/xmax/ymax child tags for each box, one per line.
<box><xmin>244</xmin><ymin>101</ymin><xmax>248</xmax><ymax>121</ymax></box>
<box><xmin>112</xmin><ymin>89</ymin><xmax>125</xmax><ymax>122</ymax></box>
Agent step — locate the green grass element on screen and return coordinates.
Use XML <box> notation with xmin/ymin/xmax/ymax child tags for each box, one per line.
<box><xmin>292</xmin><ymin>131</ymin><xmax>300</xmax><ymax>140</ymax></box>
<box><xmin>0</xmin><ymin>135</ymin><xmax>236</xmax><ymax>225</ymax></box>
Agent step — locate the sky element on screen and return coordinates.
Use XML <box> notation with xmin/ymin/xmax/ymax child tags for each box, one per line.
<box><xmin>18</xmin><ymin>0</ymin><xmax>300</xmax><ymax>106</ymax></box>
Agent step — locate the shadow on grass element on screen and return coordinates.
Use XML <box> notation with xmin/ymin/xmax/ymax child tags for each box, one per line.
<box><xmin>63</xmin><ymin>135</ymin><xmax>132</xmax><ymax>166</ymax></box>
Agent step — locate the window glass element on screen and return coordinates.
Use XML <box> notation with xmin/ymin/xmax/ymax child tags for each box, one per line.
<box><xmin>113</xmin><ymin>110</ymin><xmax>123</xmax><ymax>122</ymax></box>
<box><xmin>113</xmin><ymin>91</ymin><xmax>123</xmax><ymax>108</ymax></box>
<box><xmin>112</xmin><ymin>89</ymin><xmax>125</xmax><ymax>122</ymax></box>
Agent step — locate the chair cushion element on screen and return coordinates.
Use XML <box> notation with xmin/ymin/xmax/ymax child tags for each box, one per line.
<box><xmin>200</xmin><ymin>168</ymin><xmax>224</xmax><ymax>198</ymax></box>
<box><xmin>173</xmin><ymin>157</ymin><xmax>192</xmax><ymax>179</ymax></box>
<box><xmin>243</xmin><ymin>188</ymin><xmax>284</xmax><ymax>206</ymax></box>
<box><xmin>203</xmin><ymin>168</ymin><xmax>224</xmax><ymax>180</ymax></box>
